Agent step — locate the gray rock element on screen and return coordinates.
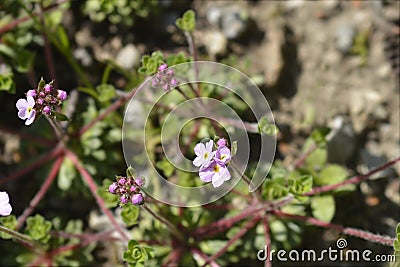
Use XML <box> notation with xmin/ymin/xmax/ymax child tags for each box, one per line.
<box><xmin>335</xmin><ymin>23</ymin><xmax>355</xmax><ymax>54</ymax></box>
<box><xmin>115</xmin><ymin>44</ymin><xmax>140</xmax><ymax>70</ymax></box>
<box><xmin>326</xmin><ymin>116</ymin><xmax>356</xmax><ymax>164</ymax></box>
<box><xmin>206</xmin><ymin>5</ymin><xmax>248</xmax><ymax>40</ymax></box>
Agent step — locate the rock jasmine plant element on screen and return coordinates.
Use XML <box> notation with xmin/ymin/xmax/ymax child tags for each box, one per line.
<box><xmin>0</xmin><ymin>5</ymin><xmax>399</xmax><ymax>267</ymax></box>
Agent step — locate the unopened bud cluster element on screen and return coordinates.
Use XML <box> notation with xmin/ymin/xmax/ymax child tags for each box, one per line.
<box><xmin>109</xmin><ymin>175</ymin><xmax>145</xmax><ymax>206</ymax></box>
<box><xmin>16</xmin><ymin>78</ymin><xmax>67</xmax><ymax>125</ymax></box>
<box><xmin>151</xmin><ymin>63</ymin><xmax>179</xmax><ymax>91</ymax></box>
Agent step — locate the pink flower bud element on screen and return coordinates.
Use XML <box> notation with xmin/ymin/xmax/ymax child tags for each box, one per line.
<box><xmin>44</xmin><ymin>84</ymin><xmax>52</xmax><ymax>93</ymax></box>
<box><xmin>37</xmin><ymin>98</ymin><xmax>44</xmax><ymax>105</ymax></box>
<box><xmin>118</xmin><ymin>178</ymin><xmax>126</xmax><ymax>186</ymax></box>
<box><xmin>57</xmin><ymin>90</ymin><xmax>67</xmax><ymax>101</ymax></box>
<box><xmin>42</xmin><ymin>106</ymin><xmax>51</xmax><ymax>114</ymax></box>
<box><xmin>217</xmin><ymin>138</ymin><xmax>227</xmax><ymax>147</ymax></box>
<box><xmin>27</xmin><ymin>90</ymin><xmax>37</xmax><ymax>97</ymax></box>
<box><xmin>109</xmin><ymin>183</ymin><xmax>118</xmax><ymax>194</ymax></box>
<box><xmin>135</xmin><ymin>177</ymin><xmax>144</xmax><ymax>187</ymax></box>
<box><xmin>158</xmin><ymin>64</ymin><xmax>168</xmax><ymax>71</ymax></box>
<box><xmin>120</xmin><ymin>195</ymin><xmax>129</xmax><ymax>204</ymax></box>
<box><xmin>131</xmin><ymin>193</ymin><xmax>144</xmax><ymax>205</ymax></box>
<box><xmin>170</xmin><ymin>78</ymin><xmax>178</xmax><ymax>87</ymax></box>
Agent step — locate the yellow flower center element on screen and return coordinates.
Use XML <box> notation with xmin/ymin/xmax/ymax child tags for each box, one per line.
<box><xmin>213</xmin><ymin>164</ymin><xmax>220</xmax><ymax>173</ymax></box>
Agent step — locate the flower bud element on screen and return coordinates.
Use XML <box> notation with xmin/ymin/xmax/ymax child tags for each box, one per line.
<box><xmin>44</xmin><ymin>84</ymin><xmax>52</xmax><ymax>93</ymax></box>
<box><xmin>217</xmin><ymin>138</ymin><xmax>227</xmax><ymax>147</ymax></box>
<box><xmin>57</xmin><ymin>90</ymin><xmax>67</xmax><ymax>101</ymax></box>
<box><xmin>118</xmin><ymin>178</ymin><xmax>126</xmax><ymax>186</ymax></box>
<box><xmin>135</xmin><ymin>177</ymin><xmax>144</xmax><ymax>187</ymax></box>
<box><xmin>109</xmin><ymin>183</ymin><xmax>118</xmax><ymax>194</ymax></box>
<box><xmin>27</xmin><ymin>90</ymin><xmax>37</xmax><ymax>98</ymax></box>
<box><xmin>42</xmin><ymin>106</ymin><xmax>51</xmax><ymax>114</ymax></box>
<box><xmin>158</xmin><ymin>64</ymin><xmax>168</xmax><ymax>71</ymax></box>
<box><xmin>120</xmin><ymin>195</ymin><xmax>129</xmax><ymax>204</ymax></box>
<box><xmin>131</xmin><ymin>193</ymin><xmax>144</xmax><ymax>205</ymax></box>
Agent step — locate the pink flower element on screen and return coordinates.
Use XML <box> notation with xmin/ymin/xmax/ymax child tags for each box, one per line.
<box><xmin>0</xmin><ymin>191</ymin><xmax>12</xmax><ymax>216</ymax></box>
<box><xmin>199</xmin><ymin>161</ymin><xmax>231</xmax><ymax>188</ymax></box>
<box><xmin>215</xmin><ymin>146</ymin><xmax>231</xmax><ymax>165</ymax></box>
<box><xmin>16</xmin><ymin>96</ymin><xmax>36</xmax><ymax>126</ymax></box>
<box><xmin>158</xmin><ymin>64</ymin><xmax>168</xmax><ymax>71</ymax></box>
<box><xmin>193</xmin><ymin>140</ymin><xmax>215</xmax><ymax>169</ymax></box>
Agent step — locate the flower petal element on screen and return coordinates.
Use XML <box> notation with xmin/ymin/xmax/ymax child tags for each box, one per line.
<box><xmin>27</xmin><ymin>96</ymin><xmax>35</xmax><ymax>107</ymax></box>
<box><xmin>205</xmin><ymin>140</ymin><xmax>214</xmax><ymax>152</ymax></box>
<box><xmin>18</xmin><ymin>109</ymin><xmax>27</xmax><ymax>119</ymax></box>
<box><xmin>194</xmin><ymin>143</ymin><xmax>204</xmax><ymax>156</ymax></box>
<box><xmin>25</xmin><ymin>110</ymin><xmax>36</xmax><ymax>126</ymax></box>
<box><xmin>212</xmin><ymin>173</ymin><xmax>225</xmax><ymax>187</ymax></box>
<box><xmin>193</xmin><ymin>156</ymin><xmax>203</xmax><ymax>167</ymax></box>
<box><xmin>199</xmin><ymin>167</ymin><xmax>214</xmax><ymax>182</ymax></box>
<box><xmin>0</xmin><ymin>192</ymin><xmax>9</xmax><ymax>206</ymax></box>
<box><xmin>16</xmin><ymin>98</ymin><xmax>28</xmax><ymax>110</ymax></box>
<box><xmin>0</xmin><ymin>203</ymin><xmax>12</xmax><ymax>216</ymax></box>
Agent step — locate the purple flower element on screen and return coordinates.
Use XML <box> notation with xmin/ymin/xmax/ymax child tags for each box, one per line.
<box><xmin>16</xmin><ymin>96</ymin><xmax>36</xmax><ymax>126</ymax></box>
<box><xmin>135</xmin><ymin>177</ymin><xmax>144</xmax><ymax>187</ymax></box>
<box><xmin>130</xmin><ymin>186</ymin><xmax>137</xmax><ymax>192</ymax></box>
<box><xmin>42</xmin><ymin>106</ymin><xmax>51</xmax><ymax>114</ymax></box>
<box><xmin>0</xmin><ymin>191</ymin><xmax>12</xmax><ymax>216</ymax></box>
<box><xmin>199</xmin><ymin>161</ymin><xmax>231</xmax><ymax>188</ymax></box>
<box><xmin>27</xmin><ymin>90</ymin><xmax>37</xmax><ymax>97</ymax></box>
<box><xmin>57</xmin><ymin>90</ymin><xmax>67</xmax><ymax>101</ymax></box>
<box><xmin>215</xmin><ymin>146</ymin><xmax>231</xmax><ymax>165</ymax></box>
<box><xmin>39</xmin><ymin>92</ymin><xmax>46</xmax><ymax>98</ymax></box>
<box><xmin>109</xmin><ymin>183</ymin><xmax>118</xmax><ymax>194</ymax></box>
<box><xmin>131</xmin><ymin>193</ymin><xmax>144</xmax><ymax>205</ymax></box>
<box><xmin>193</xmin><ymin>140</ymin><xmax>215</xmax><ymax>169</ymax></box>
<box><xmin>118</xmin><ymin>178</ymin><xmax>126</xmax><ymax>186</ymax></box>
<box><xmin>158</xmin><ymin>64</ymin><xmax>168</xmax><ymax>71</ymax></box>
<box><xmin>217</xmin><ymin>138</ymin><xmax>227</xmax><ymax>147</ymax></box>
<box><xmin>44</xmin><ymin>84</ymin><xmax>52</xmax><ymax>93</ymax></box>
<box><xmin>120</xmin><ymin>195</ymin><xmax>129</xmax><ymax>204</ymax></box>
<box><xmin>37</xmin><ymin>98</ymin><xmax>44</xmax><ymax>105</ymax></box>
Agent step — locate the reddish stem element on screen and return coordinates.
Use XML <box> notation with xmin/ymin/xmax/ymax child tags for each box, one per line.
<box><xmin>65</xmin><ymin>149</ymin><xmax>129</xmax><ymax>242</ymax></box>
<box><xmin>191</xmin><ymin>247</ymin><xmax>220</xmax><ymax>267</ymax></box>
<box><xmin>17</xmin><ymin>155</ymin><xmax>64</xmax><ymax>229</ymax></box>
<box><xmin>293</xmin><ymin>142</ymin><xmax>317</xmax><ymax>169</ymax></box>
<box><xmin>203</xmin><ymin>216</ymin><xmax>261</xmax><ymax>266</ymax></box>
<box><xmin>262</xmin><ymin>216</ymin><xmax>271</xmax><ymax>267</ymax></box>
<box><xmin>272</xmin><ymin>210</ymin><xmax>394</xmax><ymax>246</ymax></box>
<box><xmin>0</xmin><ymin>146</ymin><xmax>63</xmax><ymax>186</ymax></box>
<box><xmin>303</xmin><ymin>156</ymin><xmax>400</xmax><ymax>196</ymax></box>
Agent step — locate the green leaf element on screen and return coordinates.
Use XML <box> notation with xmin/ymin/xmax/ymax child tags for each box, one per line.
<box><xmin>156</xmin><ymin>158</ymin><xmax>174</xmax><ymax>177</ymax></box>
<box><xmin>288</xmin><ymin>175</ymin><xmax>313</xmax><ymax>195</ymax></box>
<box><xmin>263</xmin><ymin>178</ymin><xmax>289</xmax><ymax>200</ymax></box>
<box><xmin>0</xmin><ymin>73</ymin><xmax>15</xmax><ymax>93</ymax></box>
<box><xmin>175</xmin><ymin>10</ymin><xmax>196</xmax><ymax>32</ymax></box>
<box><xmin>98</xmin><ymin>179</ymin><xmax>119</xmax><ymax>208</ymax></box>
<box><xmin>14</xmin><ymin>49</ymin><xmax>34</xmax><ymax>73</ymax></box>
<box><xmin>56</xmin><ymin>25</ymin><xmax>70</xmax><ymax>49</ymax></box>
<box><xmin>126</xmin><ymin>165</ymin><xmax>137</xmax><ymax>178</ymax></box>
<box><xmin>25</xmin><ymin>214</ymin><xmax>52</xmax><ymax>243</ymax></box>
<box><xmin>316</xmin><ymin>164</ymin><xmax>347</xmax><ymax>186</ymax></box>
<box><xmin>96</xmin><ymin>83</ymin><xmax>116</xmax><ymax>102</ymax></box>
<box><xmin>311</xmin><ymin>195</ymin><xmax>335</xmax><ymax>222</ymax></box>
<box><xmin>123</xmin><ymin>240</ymin><xmax>154</xmax><ymax>263</ymax></box>
<box><xmin>58</xmin><ymin>157</ymin><xmax>77</xmax><ymax>191</ymax></box>
<box><xmin>53</xmin><ymin>111</ymin><xmax>70</xmax><ymax>121</ymax></box>
<box><xmin>121</xmin><ymin>205</ymin><xmax>140</xmax><ymax>227</ymax></box>
<box><xmin>0</xmin><ymin>215</ymin><xmax>17</xmax><ymax>239</ymax></box>
<box><xmin>258</xmin><ymin>116</ymin><xmax>279</xmax><ymax>136</ymax></box>
<box><xmin>311</xmin><ymin>127</ymin><xmax>330</xmax><ymax>146</ymax></box>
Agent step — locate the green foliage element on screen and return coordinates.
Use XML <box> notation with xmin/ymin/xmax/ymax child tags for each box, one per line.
<box><xmin>258</xmin><ymin>116</ymin><xmax>279</xmax><ymax>136</ymax></box>
<box><xmin>123</xmin><ymin>240</ymin><xmax>154</xmax><ymax>266</ymax></box>
<box><xmin>138</xmin><ymin>51</ymin><xmax>164</xmax><ymax>75</ymax></box>
<box><xmin>175</xmin><ymin>10</ymin><xmax>196</xmax><ymax>32</ymax></box>
<box><xmin>58</xmin><ymin>157</ymin><xmax>77</xmax><ymax>191</ymax></box>
<box><xmin>96</xmin><ymin>83</ymin><xmax>116</xmax><ymax>103</ymax></box>
<box><xmin>0</xmin><ymin>215</ymin><xmax>17</xmax><ymax>239</ymax></box>
<box><xmin>311</xmin><ymin>195</ymin><xmax>335</xmax><ymax>222</ymax></box>
<box><xmin>98</xmin><ymin>179</ymin><xmax>119</xmax><ymax>208</ymax></box>
<box><xmin>394</xmin><ymin>223</ymin><xmax>400</xmax><ymax>253</ymax></box>
<box><xmin>83</xmin><ymin>0</ymin><xmax>157</xmax><ymax>26</ymax></box>
<box><xmin>25</xmin><ymin>214</ymin><xmax>52</xmax><ymax>243</ymax></box>
<box><xmin>0</xmin><ymin>72</ymin><xmax>15</xmax><ymax>93</ymax></box>
<box><xmin>121</xmin><ymin>205</ymin><xmax>140</xmax><ymax>227</ymax></box>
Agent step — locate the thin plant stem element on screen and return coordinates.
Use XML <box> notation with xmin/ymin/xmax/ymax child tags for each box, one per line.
<box><xmin>0</xmin><ymin>225</ymin><xmax>43</xmax><ymax>252</ymax></box>
<box><xmin>191</xmin><ymin>247</ymin><xmax>220</xmax><ymax>267</ymax></box>
<box><xmin>262</xmin><ymin>216</ymin><xmax>271</xmax><ymax>267</ymax></box>
<box><xmin>142</xmin><ymin>204</ymin><xmax>185</xmax><ymax>243</ymax></box>
<box><xmin>65</xmin><ymin>149</ymin><xmax>129</xmax><ymax>242</ymax></box>
<box><xmin>17</xmin><ymin>156</ymin><xmax>64</xmax><ymax>229</ymax></box>
<box><xmin>0</xmin><ymin>146</ymin><xmax>63</xmax><ymax>186</ymax></box>
<box><xmin>45</xmin><ymin>115</ymin><xmax>63</xmax><ymax>141</ymax></box>
<box><xmin>202</xmin><ymin>216</ymin><xmax>261</xmax><ymax>266</ymax></box>
<box><xmin>303</xmin><ymin>156</ymin><xmax>400</xmax><ymax>196</ymax></box>
<box><xmin>272</xmin><ymin>210</ymin><xmax>394</xmax><ymax>246</ymax></box>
